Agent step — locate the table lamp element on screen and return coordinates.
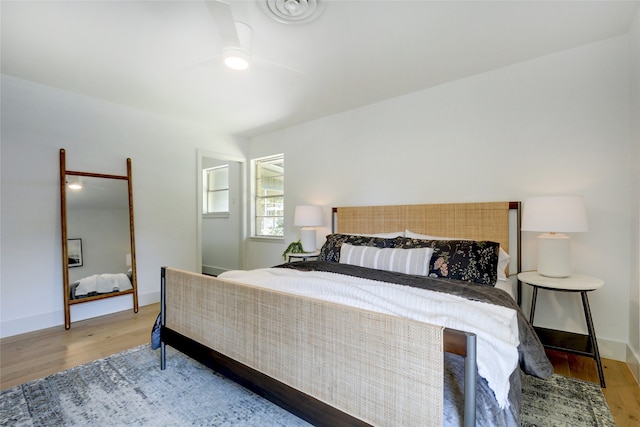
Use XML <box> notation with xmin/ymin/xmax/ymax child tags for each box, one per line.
<box><xmin>521</xmin><ymin>196</ymin><xmax>588</xmax><ymax>277</ymax></box>
<box><xmin>294</xmin><ymin>205</ymin><xmax>323</xmax><ymax>252</ymax></box>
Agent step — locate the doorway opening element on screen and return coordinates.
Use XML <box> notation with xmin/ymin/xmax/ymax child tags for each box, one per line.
<box><xmin>196</xmin><ymin>150</ymin><xmax>245</xmax><ymax>275</ymax></box>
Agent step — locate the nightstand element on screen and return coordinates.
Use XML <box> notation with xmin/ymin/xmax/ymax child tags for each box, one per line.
<box><xmin>287</xmin><ymin>251</ymin><xmax>320</xmax><ymax>263</ymax></box>
<box><xmin>518</xmin><ymin>271</ymin><xmax>605</xmax><ymax>387</ymax></box>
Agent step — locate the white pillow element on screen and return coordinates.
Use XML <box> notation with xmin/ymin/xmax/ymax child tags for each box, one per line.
<box><xmin>339</xmin><ymin>243</ymin><xmax>433</xmax><ymax>276</ymax></box>
<box><xmin>404</xmin><ymin>230</ymin><xmax>511</xmax><ymax>281</ymax></box>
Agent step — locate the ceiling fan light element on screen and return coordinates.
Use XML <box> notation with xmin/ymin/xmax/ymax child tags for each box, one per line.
<box><xmin>67</xmin><ymin>179</ymin><xmax>83</xmax><ymax>190</ymax></box>
<box><xmin>223</xmin><ymin>48</ymin><xmax>251</xmax><ymax>71</ymax></box>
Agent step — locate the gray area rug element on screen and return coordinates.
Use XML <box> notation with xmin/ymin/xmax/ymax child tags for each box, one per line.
<box><xmin>520</xmin><ymin>372</ymin><xmax>615</xmax><ymax>427</ymax></box>
<box><xmin>1</xmin><ymin>345</ymin><xmax>615</xmax><ymax>426</ymax></box>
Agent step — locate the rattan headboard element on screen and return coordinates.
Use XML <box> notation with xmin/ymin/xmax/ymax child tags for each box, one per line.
<box><xmin>333</xmin><ymin>202</ymin><xmax>517</xmax><ymax>254</ymax></box>
<box><xmin>332</xmin><ymin>201</ymin><xmax>522</xmax><ymax>303</ymax></box>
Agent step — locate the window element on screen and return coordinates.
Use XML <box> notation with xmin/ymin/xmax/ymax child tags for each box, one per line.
<box><xmin>203</xmin><ymin>165</ymin><xmax>229</xmax><ymax>215</ymax></box>
<box><xmin>254</xmin><ymin>154</ymin><xmax>284</xmax><ymax>237</ymax></box>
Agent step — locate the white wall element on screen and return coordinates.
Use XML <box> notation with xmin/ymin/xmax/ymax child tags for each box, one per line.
<box><xmin>248</xmin><ymin>35</ymin><xmax>635</xmax><ymax>362</ymax></box>
<box><xmin>0</xmin><ymin>75</ymin><xmax>248</xmax><ymax>337</ymax></box>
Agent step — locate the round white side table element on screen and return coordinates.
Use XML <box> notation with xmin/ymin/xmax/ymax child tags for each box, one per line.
<box><xmin>518</xmin><ymin>271</ymin><xmax>605</xmax><ymax>388</ymax></box>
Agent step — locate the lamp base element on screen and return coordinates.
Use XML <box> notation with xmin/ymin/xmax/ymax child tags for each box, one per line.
<box><xmin>537</xmin><ymin>233</ymin><xmax>571</xmax><ymax>278</ymax></box>
<box><xmin>300</xmin><ymin>228</ymin><xmax>317</xmax><ymax>252</ymax></box>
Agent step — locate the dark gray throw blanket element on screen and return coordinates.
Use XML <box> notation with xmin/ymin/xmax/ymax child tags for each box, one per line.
<box><xmin>277</xmin><ymin>261</ymin><xmax>553</xmax><ymax>426</ymax></box>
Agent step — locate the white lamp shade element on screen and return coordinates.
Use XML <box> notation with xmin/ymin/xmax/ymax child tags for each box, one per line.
<box><xmin>521</xmin><ymin>196</ymin><xmax>588</xmax><ymax>233</ymax></box>
<box><xmin>294</xmin><ymin>205</ymin><xmax>323</xmax><ymax>227</ymax></box>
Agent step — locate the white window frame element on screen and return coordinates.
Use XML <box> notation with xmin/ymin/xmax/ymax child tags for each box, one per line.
<box><xmin>252</xmin><ymin>154</ymin><xmax>284</xmax><ymax>238</ymax></box>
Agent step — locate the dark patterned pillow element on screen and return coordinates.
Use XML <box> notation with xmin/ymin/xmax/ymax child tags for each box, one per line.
<box><xmin>319</xmin><ymin>234</ymin><xmax>396</xmax><ymax>262</ymax></box>
<box><xmin>393</xmin><ymin>237</ymin><xmax>500</xmax><ymax>286</ymax></box>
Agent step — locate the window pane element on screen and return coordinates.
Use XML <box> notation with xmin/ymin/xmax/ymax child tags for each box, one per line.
<box><xmin>208</xmin><ymin>167</ymin><xmax>228</xmax><ymax>191</ymax></box>
<box><xmin>208</xmin><ymin>190</ymin><xmax>229</xmax><ymax>213</ymax></box>
<box><xmin>204</xmin><ymin>165</ymin><xmax>229</xmax><ymax>214</ymax></box>
<box><xmin>256</xmin><ymin>216</ymin><xmax>284</xmax><ymax>237</ymax></box>
<box><xmin>256</xmin><ymin>164</ymin><xmax>283</xmax><ymax>195</ymax></box>
<box><xmin>255</xmin><ymin>155</ymin><xmax>284</xmax><ymax>237</ymax></box>
<box><xmin>256</xmin><ymin>196</ymin><xmax>283</xmax><ymax>216</ymax></box>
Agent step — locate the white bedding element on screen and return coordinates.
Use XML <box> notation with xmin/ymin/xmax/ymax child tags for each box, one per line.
<box><xmin>75</xmin><ymin>273</ymin><xmax>132</xmax><ymax>297</ymax></box>
<box><xmin>219</xmin><ymin>267</ymin><xmax>520</xmax><ymax>409</ymax></box>
<box><xmin>495</xmin><ymin>276</ymin><xmax>516</xmax><ymax>300</ymax></box>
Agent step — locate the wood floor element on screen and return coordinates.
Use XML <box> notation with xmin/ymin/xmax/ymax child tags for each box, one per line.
<box><xmin>0</xmin><ymin>303</ymin><xmax>159</xmax><ymax>390</ymax></box>
<box><xmin>1</xmin><ymin>303</ymin><xmax>639</xmax><ymax>425</ymax></box>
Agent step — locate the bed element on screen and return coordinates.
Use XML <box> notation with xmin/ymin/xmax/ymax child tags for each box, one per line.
<box><xmin>160</xmin><ymin>201</ymin><xmax>552</xmax><ymax>426</ymax></box>
<box><xmin>70</xmin><ymin>271</ymin><xmax>133</xmax><ymax>299</ymax></box>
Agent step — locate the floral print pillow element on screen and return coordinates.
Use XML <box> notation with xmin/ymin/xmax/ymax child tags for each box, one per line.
<box><xmin>393</xmin><ymin>237</ymin><xmax>500</xmax><ymax>286</ymax></box>
<box><xmin>319</xmin><ymin>234</ymin><xmax>396</xmax><ymax>262</ymax></box>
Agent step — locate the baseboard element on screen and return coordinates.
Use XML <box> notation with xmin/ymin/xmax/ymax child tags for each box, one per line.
<box><xmin>0</xmin><ymin>311</ymin><xmax>62</xmax><ymax>339</ymax></box>
<box><xmin>598</xmin><ymin>337</ymin><xmax>628</xmax><ymax>362</ymax></box>
<box><xmin>140</xmin><ymin>291</ymin><xmax>160</xmax><ymax>306</ymax></box>
<box><xmin>627</xmin><ymin>345</ymin><xmax>640</xmax><ymax>384</ymax></box>
<box><xmin>589</xmin><ymin>337</ymin><xmax>640</xmax><ymax>385</ymax></box>
<box><xmin>202</xmin><ymin>265</ymin><xmax>231</xmax><ymax>277</ymax></box>
<box><xmin>0</xmin><ymin>290</ymin><xmax>160</xmax><ymax>339</ymax></box>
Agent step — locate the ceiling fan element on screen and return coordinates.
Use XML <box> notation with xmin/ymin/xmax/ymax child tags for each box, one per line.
<box><xmin>201</xmin><ymin>0</ymin><xmax>325</xmax><ymax>72</ymax></box>
<box><xmin>204</xmin><ymin>0</ymin><xmax>252</xmax><ymax>71</ymax></box>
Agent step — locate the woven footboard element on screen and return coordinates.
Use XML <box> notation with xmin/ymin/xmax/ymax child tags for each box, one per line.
<box><xmin>161</xmin><ymin>267</ymin><xmax>456</xmax><ymax>426</ymax></box>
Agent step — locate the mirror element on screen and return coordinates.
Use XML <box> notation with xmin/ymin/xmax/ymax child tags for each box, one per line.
<box><xmin>59</xmin><ymin>148</ymin><xmax>138</xmax><ymax>329</ymax></box>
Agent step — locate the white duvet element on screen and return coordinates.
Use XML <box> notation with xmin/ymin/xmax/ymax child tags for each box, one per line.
<box><xmin>219</xmin><ymin>267</ymin><xmax>520</xmax><ymax>409</ymax></box>
<box><xmin>75</xmin><ymin>273</ymin><xmax>132</xmax><ymax>297</ymax></box>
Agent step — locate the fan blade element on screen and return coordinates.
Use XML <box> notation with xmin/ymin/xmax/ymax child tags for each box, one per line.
<box><xmin>254</xmin><ymin>57</ymin><xmax>303</xmax><ymax>75</ymax></box>
<box><xmin>204</xmin><ymin>0</ymin><xmax>240</xmax><ymax>48</ymax></box>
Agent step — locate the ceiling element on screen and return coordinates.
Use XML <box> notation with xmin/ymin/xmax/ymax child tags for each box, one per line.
<box><xmin>66</xmin><ymin>175</ymin><xmax>130</xmax><ymax>209</ymax></box>
<box><xmin>2</xmin><ymin>1</ymin><xmax>638</xmax><ymax>137</ymax></box>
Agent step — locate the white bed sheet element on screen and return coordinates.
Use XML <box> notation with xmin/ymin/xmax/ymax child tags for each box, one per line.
<box><xmin>75</xmin><ymin>272</ymin><xmax>132</xmax><ymax>297</ymax></box>
<box><xmin>495</xmin><ymin>276</ymin><xmax>516</xmax><ymax>300</ymax></box>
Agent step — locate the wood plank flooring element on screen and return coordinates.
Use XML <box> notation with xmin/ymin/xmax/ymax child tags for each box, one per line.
<box><xmin>1</xmin><ymin>303</ymin><xmax>639</xmax><ymax>425</ymax></box>
<box><xmin>0</xmin><ymin>303</ymin><xmax>159</xmax><ymax>390</ymax></box>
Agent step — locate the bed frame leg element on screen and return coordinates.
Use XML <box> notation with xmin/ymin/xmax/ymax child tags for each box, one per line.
<box><xmin>160</xmin><ymin>267</ymin><xmax>166</xmax><ymax>370</ymax></box>
<box><xmin>463</xmin><ymin>332</ymin><xmax>477</xmax><ymax>427</ymax></box>
<box><xmin>160</xmin><ymin>343</ymin><xmax>166</xmax><ymax>370</ymax></box>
